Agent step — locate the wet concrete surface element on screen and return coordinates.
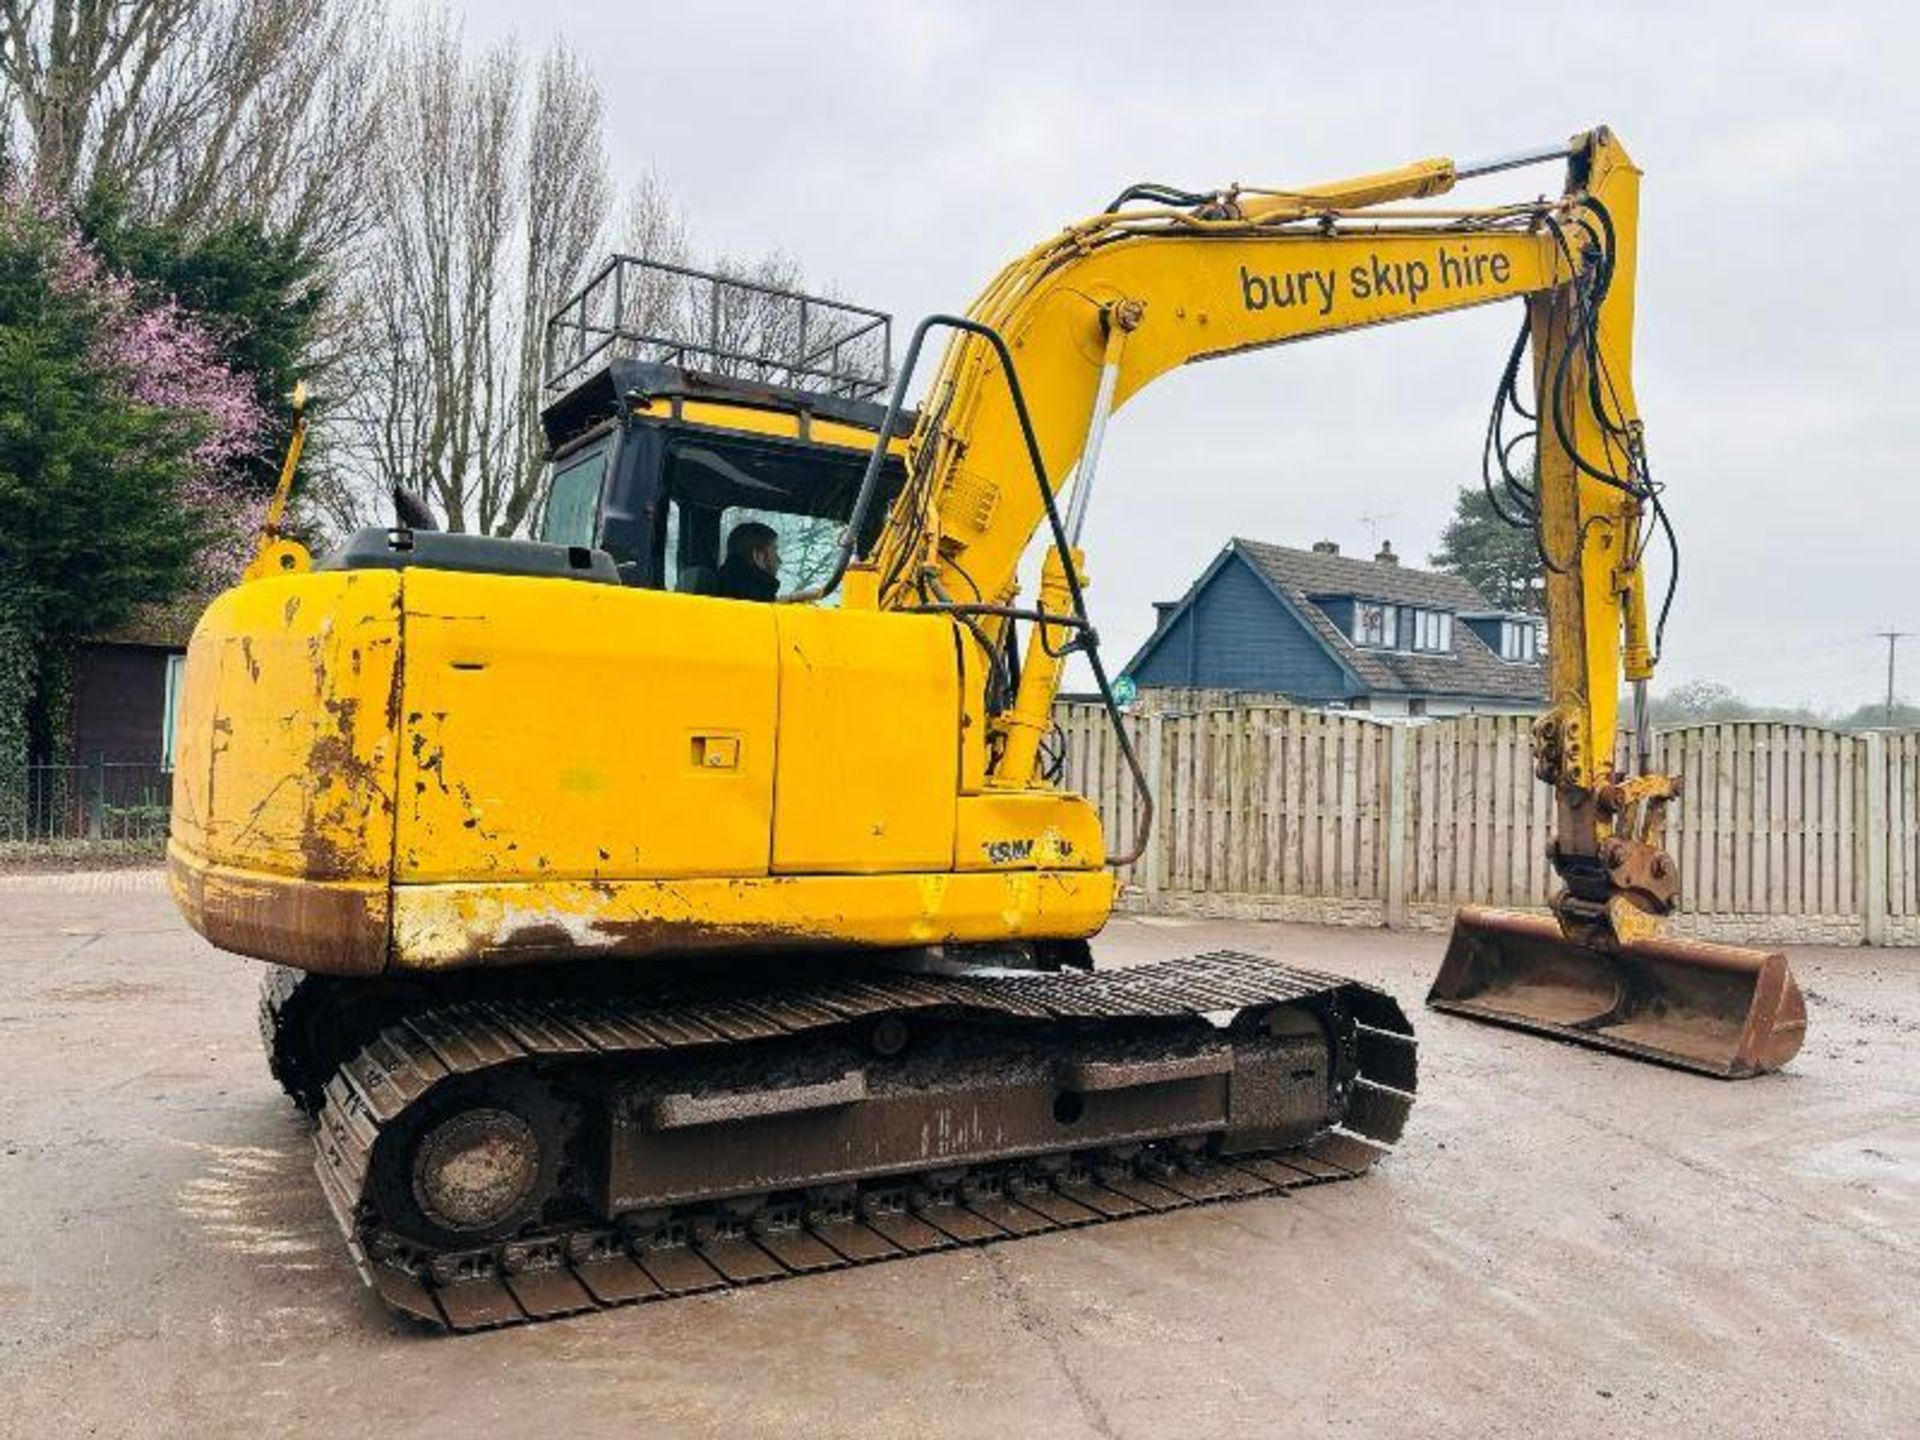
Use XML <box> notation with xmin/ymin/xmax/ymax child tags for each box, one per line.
<box><xmin>1</xmin><ymin>870</ymin><xmax>1915</xmax><ymax>1439</ymax></box>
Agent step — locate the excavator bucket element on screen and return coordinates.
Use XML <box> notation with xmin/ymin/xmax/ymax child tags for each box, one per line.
<box><xmin>1429</xmin><ymin>906</ymin><xmax>1806</xmax><ymax>1078</ymax></box>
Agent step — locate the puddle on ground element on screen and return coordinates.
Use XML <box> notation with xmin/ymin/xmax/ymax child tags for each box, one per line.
<box><xmin>41</xmin><ymin>980</ymin><xmax>165</xmax><ymax>1003</ymax></box>
<box><xmin>171</xmin><ymin>1139</ymin><xmax>330</xmax><ymax>1271</ymax></box>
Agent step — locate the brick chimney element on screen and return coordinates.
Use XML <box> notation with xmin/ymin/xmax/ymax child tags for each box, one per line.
<box><xmin>1375</xmin><ymin>540</ymin><xmax>1399</xmax><ymax>565</ymax></box>
<box><xmin>1311</xmin><ymin>539</ymin><xmax>1340</xmax><ymax>555</ymax></box>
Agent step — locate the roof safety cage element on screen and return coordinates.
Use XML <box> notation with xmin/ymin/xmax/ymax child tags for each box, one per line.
<box><xmin>544</xmin><ymin>254</ymin><xmax>893</xmax><ymax>401</ymax></box>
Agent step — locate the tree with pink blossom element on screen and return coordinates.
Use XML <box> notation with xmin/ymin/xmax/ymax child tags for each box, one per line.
<box><xmin>0</xmin><ymin>188</ymin><xmax>267</xmax><ymax>806</ymax></box>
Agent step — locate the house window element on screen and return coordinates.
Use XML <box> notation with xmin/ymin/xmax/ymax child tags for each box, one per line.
<box><xmin>1499</xmin><ymin>619</ymin><xmax>1541</xmax><ymax>662</ymax></box>
<box><xmin>1352</xmin><ymin>602</ymin><xmax>1396</xmax><ymax>648</ymax></box>
<box><xmin>162</xmin><ymin>654</ymin><xmax>186</xmax><ymax>770</ymax></box>
<box><xmin>1410</xmin><ymin>609</ymin><xmax>1452</xmax><ymax>653</ymax></box>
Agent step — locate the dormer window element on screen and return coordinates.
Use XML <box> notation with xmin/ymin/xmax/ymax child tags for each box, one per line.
<box><xmin>1353</xmin><ymin>601</ymin><xmax>1396</xmax><ymax>648</ymax></box>
<box><xmin>1499</xmin><ymin>618</ymin><xmax>1541</xmax><ymax>662</ymax></box>
<box><xmin>1410</xmin><ymin>609</ymin><xmax>1452</xmax><ymax>654</ymax></box>
<box><xmin>1459</xmin><ymin>611</ymin><xmax>1544</xmax><ymax>663</ymax></box>
<box><xmin>1348</xmin><ymin>601</ymin><xmax>1452</xmax><ymax>652</ymax></box>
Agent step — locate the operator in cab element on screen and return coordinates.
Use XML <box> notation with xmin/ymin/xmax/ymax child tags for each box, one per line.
<box><xmin>713</xmin><ymin>521</ymin><xmax>781</xmax><ymax>602</ymax></box>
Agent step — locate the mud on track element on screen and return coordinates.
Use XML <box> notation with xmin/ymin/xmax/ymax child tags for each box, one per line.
<box><xmin>2</xmin><ymin>871</ymin><xmax>1915</xmax><ymax>1439</ymax></box>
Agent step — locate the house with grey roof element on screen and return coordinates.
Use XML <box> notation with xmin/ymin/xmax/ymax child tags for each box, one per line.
<box><xmin>1120</xmin><ymin>538</ymin><xmax>1546</xmax><ymax>717</ymax></box>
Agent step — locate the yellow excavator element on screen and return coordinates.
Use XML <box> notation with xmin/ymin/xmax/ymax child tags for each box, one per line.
<box><xmin>170</xmin><ymin>126</ymin><xmax>1804</xmax><ymax>1330</ymax></box>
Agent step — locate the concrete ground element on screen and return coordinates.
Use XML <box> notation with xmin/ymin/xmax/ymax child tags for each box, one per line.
<box><xmin>2</xmin><ymin>871</ymin><xmax>1915</xmax><ymax>1440</ymax></box>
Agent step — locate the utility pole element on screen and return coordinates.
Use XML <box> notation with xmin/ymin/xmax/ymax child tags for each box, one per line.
<box><xmin>1876</xmin><ymin>629</ymin><xmax>1910</xmax><ymax>726</ymax></box>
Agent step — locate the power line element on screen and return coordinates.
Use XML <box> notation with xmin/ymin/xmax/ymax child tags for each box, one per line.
<box><xmin>1876</xmin><ymin>629</ymin><xmax>1910</xmax><ymax>726</ymax></box>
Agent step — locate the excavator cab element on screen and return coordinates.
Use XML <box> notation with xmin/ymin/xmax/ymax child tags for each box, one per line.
<box><xmin>535</xmin><ymin>262</ymin><xmax>910</xmax><ymax>599</ymax></box>
<box><xmin>533</xmin><ymin>360</ymin><xmax>910</xmax><ymax>596</ymax></box>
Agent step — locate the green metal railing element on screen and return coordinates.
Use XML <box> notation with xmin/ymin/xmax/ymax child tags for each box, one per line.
<box><xmin>1</xmin><ymin>758</ymin><xmax>172</xmax><ymax>842</ymax></box>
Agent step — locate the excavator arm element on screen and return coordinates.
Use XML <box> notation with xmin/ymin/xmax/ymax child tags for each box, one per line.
<box><xmin>856</xmin><ymin>127</ymin><xmax>1803</xmax><ymax>1075</ymax></box>
<box><xmin>876</xmin><ymin>130</ymin><xmax>1644</xmax><ymax>893</ymax></box>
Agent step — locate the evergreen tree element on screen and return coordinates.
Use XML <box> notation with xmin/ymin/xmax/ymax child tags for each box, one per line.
<box><xmin>1430</xmin><ymin>485</ymin><xmax>1544</xmax><ymax>613</ymax></box>
<box><xmin>0</xmin><ymin>197</ymin><xmax>261</xmax><ymax>785</ymax></box>
<box><xmin>76</xmin><ymin>186</ymin><xmax>326</xmax><ymax>500</ymax></box>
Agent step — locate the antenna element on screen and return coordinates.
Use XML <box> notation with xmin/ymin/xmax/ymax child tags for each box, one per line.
<box><xmin>1358</xmin><ymin>510</ymin><xmax>1396</xmax><ymax>547</ymax></box>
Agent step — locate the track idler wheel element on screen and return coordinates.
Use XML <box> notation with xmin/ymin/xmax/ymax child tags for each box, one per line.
<box><xmin>372</xmin><ymin>1076</ymin><xmax>579</xmax><ymax>1249</ymax></box>
<box><xmin>412</xmin><ymin>1109</ymin><xmax>544</xmax><ymax>1234</ymax></box>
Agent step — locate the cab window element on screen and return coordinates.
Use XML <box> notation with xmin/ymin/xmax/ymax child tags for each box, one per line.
<box><xmin>542</xmin><ymin>447</ymin><xmax>608</xmax><ymax>547</ymax></box>
<box><xmin>660</xmin><ymin>436</ymin><xmax>901</xmax><ymax>598</ymax></box>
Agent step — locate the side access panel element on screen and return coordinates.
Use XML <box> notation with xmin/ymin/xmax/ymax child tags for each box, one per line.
<box><xmin>394</xmin><ymin>571</ymin><xmax>779</xmax><ymax>882</ymax></box>
<box><xmin>770</xmin><ymin>607</ymin><xmax>959</xmax><ymax>874</ymax></box>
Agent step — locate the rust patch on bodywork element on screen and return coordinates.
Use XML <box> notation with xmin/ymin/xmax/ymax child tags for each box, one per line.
<box><xmin>438</xmin><ymin>908</ymin><xmax>808</xmax><ymax>970</ymax></box>
<box><xmin>170</xmin><ymin>846</ymin><xmax>388</xmax><ymax>976</ymax></box>
<box><xmin>291</xmin><ymin>585</ymin><xmax>405</xmax><ymax>881</ymax></box>
<box><xmin>386</xmin><ymin>870</ymin><xmax>1115</xmax><ymax>974</ymax></box>
<box><xmin>586</xmin><ymin>913</ymin><xmax>822</xmax><ymax>958</ymax></box>
<box><xmin>302</xmin><ymin>693</ymin><xmax>376</xmax><ymax>878</ymax></box>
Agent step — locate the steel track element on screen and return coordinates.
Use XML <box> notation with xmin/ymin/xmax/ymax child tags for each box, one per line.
<box><xmin>305</xmin><ymin>951</ymin><xmax>1417</xmax><ymax>1332</ymax></box>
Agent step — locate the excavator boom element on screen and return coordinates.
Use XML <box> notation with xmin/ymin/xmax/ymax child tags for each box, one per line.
<box><xmin>856</xmin><ymin>126</ymin><xmax>1803</xmax><ymax>1077</ymax></box>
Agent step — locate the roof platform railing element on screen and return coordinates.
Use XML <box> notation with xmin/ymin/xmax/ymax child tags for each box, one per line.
<box><xmin>544</xmin><ymin>254</ymin><xmax>893</xmax><ymax>402</ymax></box>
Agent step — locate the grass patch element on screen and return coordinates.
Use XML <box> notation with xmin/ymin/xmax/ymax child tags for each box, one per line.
<box><xmin>0</xmin><ymin>836</ymin><xmax>166</xmax><ymax>873</ymax></box>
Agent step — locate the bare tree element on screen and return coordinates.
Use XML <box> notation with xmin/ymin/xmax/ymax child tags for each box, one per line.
<box><xmin>620</xmin><ymin>171</ymin><xmax>689</xmax><ymax>266</ymax></box>
<box><xmin>610</xmin><ymin>169</ymin><xmax>691</xmax><ymax>336</ymax></box>
<box><xmin>329</xmin><ymin>21</ymin><xmax>865</xmax><ymax>540</ymax></box>
<box><xmin>0</xmin><ymin>0</ymin><xmax>383</xmax><ymax>251</ymax></box>
<box><xmin>500</xmin><ymin>43</ymin><xmax>609</xmax><ymax>532</ymax></box>
<box><xmin>0</xmin><ymin>0</ymin><xmax>187</xmax><ymax>198</ymax></box>
<box><xmin>337</xmin><ymin>15</ymin><xmax>610</xmax><ymax>535</ymax></box>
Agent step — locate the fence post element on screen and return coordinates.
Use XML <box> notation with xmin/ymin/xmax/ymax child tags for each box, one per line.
<box><xmin>85</xmin><ymin>751</ymin><xmax>106</xmax><ymax>839</ymax></box>
<box><xmin>1144</xmin><ymin>710</ymin><xmax>1165</xmax><ymax>905</ymax></box>
<box><xmin>1384</xmin><ymin>722</ymin><xmax>1409</xmax><ymax>928</ymax></box>
<box><xmin>1863</xmin><ymin>729</ymin><xmax>1889</xmax><ymax>946</ymax></box>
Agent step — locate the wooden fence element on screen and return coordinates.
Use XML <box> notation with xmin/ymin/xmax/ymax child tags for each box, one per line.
<box><xmin>1057</xmin><ymin>704</ymin><xmax>1920</xmax><ymax>946</ymax></box>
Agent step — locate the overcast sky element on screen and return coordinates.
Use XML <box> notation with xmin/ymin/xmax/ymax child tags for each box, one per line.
<box><xmin>454</xmin><ymin>0</ymin><xmax>1914</xmax><ymax>709</ymax></box>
